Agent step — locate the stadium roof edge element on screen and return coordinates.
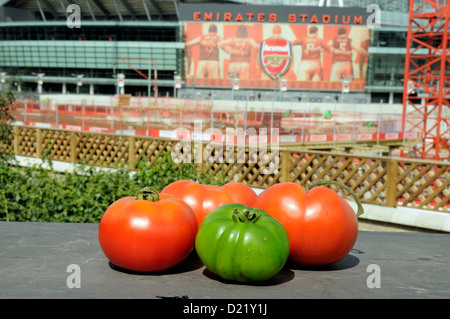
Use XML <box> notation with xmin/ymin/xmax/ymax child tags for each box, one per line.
<box><xmin>0</xmin><ymin>20</ymin><xmax>181</xmax><ymax>27</ymax></box>
<box><xmin>1</xmin><ymin>0</ymin><xmax>245</xmax><ymax>22</ymax></box>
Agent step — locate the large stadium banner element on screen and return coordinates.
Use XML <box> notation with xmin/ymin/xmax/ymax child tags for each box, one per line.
<box><xmin>180</xmin><ymin>3</ymin><xmax>371</xmax><ymax>91</ymax></box>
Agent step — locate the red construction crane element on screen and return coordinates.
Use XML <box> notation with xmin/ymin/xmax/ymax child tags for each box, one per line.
<box><xmin>402</xmin><ymin>0</ymin><xmax>450</xmax><ymax>161</ymax></box>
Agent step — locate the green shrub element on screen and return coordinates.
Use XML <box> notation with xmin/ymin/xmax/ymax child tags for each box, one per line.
<box><xmin>0</xmin><ymin>152</ymin><xmax>226</xmax><ymax>223</ymax></box>
<box><xmin>0</xmin><ymin>90</ymin><xmax>15</xmax><ymax>148</ymax></box>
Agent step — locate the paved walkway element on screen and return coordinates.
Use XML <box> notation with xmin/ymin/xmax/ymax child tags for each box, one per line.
<box><xmin>0</xmin><ymin>221</ymin><xmax>449</xmax><ymax>300</ymax></box>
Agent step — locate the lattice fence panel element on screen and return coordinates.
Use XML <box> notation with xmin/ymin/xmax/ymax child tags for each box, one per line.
<box><xmin>282</xmin><ymin>151</ymin><xmax>389</xmax><ymax>206</ymax></box>
<box><xmin>15</xmin><ymin>126</ymin><xmax>37</xmax><ymax>157</ymax></box>
<box><xmin>202</xmin><ymin>144</ymin><xmax>281</xmax><ymax>189</ymax></box>
<box><xmin>41</xmin><ymin>129</ymin><xmax>72</xmax><ymax>162</ymax></box>
<box><xmin>134</xmin><ymin>137</ymin><xmax>177</xmax><ymax>168</ymax></box>
<box><xmin>75</xmin><ymin>134</ymin><xmax>130</xmax><ymax>168</ymax></box>
<box><xmin>396</xmin><ymin>162</ymin><xmax>450</xmax><ymax>212</ymax></box>
<box><xmin>0</xmin><ymin>142</ymin><xmax>12</xmax><ymax>154</ymax></box>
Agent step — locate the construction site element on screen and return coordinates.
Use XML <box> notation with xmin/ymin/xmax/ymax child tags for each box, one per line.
<box><xmin>11</xmin><ymin>93</ymin><xmax>423</xmax><ymax>156</ymax></box>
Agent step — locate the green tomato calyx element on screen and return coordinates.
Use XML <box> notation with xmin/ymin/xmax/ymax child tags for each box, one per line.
<box><xmin>136</xmin><ymin>187</ymin><xmax>159</xmax><ymax>202</ymax></box>
<box><xmin>232</xmin><ymin>208</ymin><xmax>261</xmax><ymax>223</ymax></box>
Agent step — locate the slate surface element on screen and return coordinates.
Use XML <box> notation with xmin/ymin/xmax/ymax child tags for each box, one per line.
<box><xmin>0</xmin><ymin>221</ymin><xmax>449</xmax><ymax>300</ymax></box>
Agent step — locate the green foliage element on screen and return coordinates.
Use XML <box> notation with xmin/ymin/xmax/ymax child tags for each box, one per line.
<box><xmin>0</xmin><ymin>90</ymin><xmax>15</xmax><ymax>147</ymax></box>
<box><xmin>0</xmin><ymin>152</ymin><xmax>226</xmax><ymax>223</ymax></box>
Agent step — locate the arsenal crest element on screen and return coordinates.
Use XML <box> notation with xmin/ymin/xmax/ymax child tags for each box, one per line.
<box><xmin>259</xmin><ymin>38</ymin><xmax>293</xmax><ymax>79</ymax></box>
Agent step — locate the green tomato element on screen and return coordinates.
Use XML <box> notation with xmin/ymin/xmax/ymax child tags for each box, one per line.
<box><xmin>195</xmin><ymin>203</ymin><xmax>290</xmax><ymax>282</ymax></box>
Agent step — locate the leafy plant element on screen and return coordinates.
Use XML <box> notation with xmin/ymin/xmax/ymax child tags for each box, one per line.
<box><xmin>0</xmin><ymin>152</ymin><xmax>226</xmax><ymax>223</ymax></box>
<box><xmin>0</xmin><ymin>89</ymin><xmax>15</xmax><ymax>148</ymax></box>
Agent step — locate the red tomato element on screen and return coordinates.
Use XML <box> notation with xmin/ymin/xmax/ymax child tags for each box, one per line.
<box><xmin>220</xmin><ymin>182</ymin><xmax>259</xmax><ymax>205</ymax></box>
<box><xmin>161</xmin><ymin>180</ymin><xmax>257</xmax><ymax>226</ymax></box>
<box><xmin>253</xmin><ymin>182</ymin><xmax>362</xmax><ymax>266</ymax></box>
<box><xmin>98</xmin><ymin>188</ymin><xmax>198</xmax><ymax>273</ymax></box>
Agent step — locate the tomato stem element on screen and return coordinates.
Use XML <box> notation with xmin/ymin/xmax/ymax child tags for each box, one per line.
<box><xmin>232</xmin><ymin>208</ymin><xmax>261</xmax><ymax>223</ymax></box>
<box><xmin>306</xmin><ymin>180</ymin><xmax>364</xmax><ymax>217</ymax></box>
<box><xmin>136</xmin><ymin>187</ymin><xmax>159</xmax><ymax>202</ymax></box>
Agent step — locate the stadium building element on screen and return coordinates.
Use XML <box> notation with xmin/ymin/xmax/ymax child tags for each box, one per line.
<box><xmin>0</xmin><ymin>0</ymin><xmax>410</xmax><ymax>104</ymax></box>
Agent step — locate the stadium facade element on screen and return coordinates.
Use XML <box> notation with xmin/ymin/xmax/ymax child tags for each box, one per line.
<box><xmin>0</xmin><ymin>0</ymin><xmax>410</xmax><ymax>105</ymax></box>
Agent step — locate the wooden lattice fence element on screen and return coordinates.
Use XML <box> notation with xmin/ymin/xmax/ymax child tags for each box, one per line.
<box><xmin>4</xmin><ymin>125</ymin><xmax>450</xmax><ymax>213</ymax></box>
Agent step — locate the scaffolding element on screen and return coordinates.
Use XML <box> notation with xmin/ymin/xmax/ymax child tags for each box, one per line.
<box><xmin>402</xmin><ymin>0</ymin><xmax>450</xmax><ymax>160</ymax></box>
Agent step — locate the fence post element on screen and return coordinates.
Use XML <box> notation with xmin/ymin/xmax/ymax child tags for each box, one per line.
<box><xmin>35</xmin><ymin>128</ymin><xmax>42</xmax><ymax>158</ymax></box>
<box><xmin>385</xmin><ymin>159</ymin><xmax>398</xmax><ymax>207</ymax></box>
<box><xmin>280</xmin><ymin>150</ymin><xmax>291</xmax><ymax>183</ymax></box>
<box><xmin>70</xmin><ymin>132</ymin><xmax>78</xmax><ymax>163</ymax></box>
<box><xmin>13</xmin><ymin>126</ymin><xmax>20</xmax><ymax>155</ymax></box>
<box><xmin>196</xmin><ymin>142</ymin><xmax>205</xmax><ymax>178</ymax></box>
<box><xmin>129</xmin><ymin>136</ymin><xmax>136</xmax><ymax>169</ymax></box>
